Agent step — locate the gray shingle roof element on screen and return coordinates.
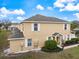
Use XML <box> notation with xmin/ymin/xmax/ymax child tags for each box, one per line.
<box><xmin>10</xmin><ymin>27</ymin><xmax>24</xmax><ymax>38</ymax></box>
<box><xmin>23</xmin><ymin>14</ymin><xmax>67</xmax><ymax>22</ymax></box>
<box><xmin>52</xmin><ymin>32</ymin><xmax>62</xmax><ymax>36</ymax></box>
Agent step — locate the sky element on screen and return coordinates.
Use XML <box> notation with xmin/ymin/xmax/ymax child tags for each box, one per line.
<box><xmin>0</xmin><ymin>0</ymin><xmax>79</xmax><ymax>23</ymax></box>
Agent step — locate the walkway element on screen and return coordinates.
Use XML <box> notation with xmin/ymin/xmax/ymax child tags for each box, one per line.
<box><xmin>64</xmin><ymin>44</ymin><xmax>79</xmax><ymax>49</ymax></box>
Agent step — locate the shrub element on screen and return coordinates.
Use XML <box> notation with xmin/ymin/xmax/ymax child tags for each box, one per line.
<box><xmin>44</xmin><ymin>40</ymin><xmax>57</xmax><ymax>49</ymax></box>
<box><xmin>71</xmin><ymin>38</ymin><xmax>79</xmax><ymax>42</ymax></box>
<box><xmin>41</xmin><ymin>46</ymin><xmax>62</xmax><ymax>52</ymax></box>
<box><xmin>41</xmin><ymin>40</ymin><xmax>62</xmax><ymax>52</ymax></box>
<box><xmin>64</xmin><ymin>38</ymin><xmax>79</xmax><ymax>46</ymax></box>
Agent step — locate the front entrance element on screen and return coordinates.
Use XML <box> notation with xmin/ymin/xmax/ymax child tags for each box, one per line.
<box><xmin>52</xmin><ymin>33</ymin><xmax>63</xmax><ymax>45</ymax></box>
<box><xmin>56</xmin><ymin>36</ymin><xmax>60</xmax><ymax>44</ymax></box>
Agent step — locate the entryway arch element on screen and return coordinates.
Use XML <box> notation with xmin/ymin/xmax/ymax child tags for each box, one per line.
<box><xmin>52</xmin><ymin>32</ymin><xmax>63</xmax><ymax>45</ymax></box>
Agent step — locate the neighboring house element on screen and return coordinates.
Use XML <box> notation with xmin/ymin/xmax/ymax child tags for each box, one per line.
<box><xmin>8</xmin><ymin>14</ymin><xmax>74</xmax><ymax>53</ymax></box>
<box><xmin>0</xmin><ymin>25</ymin><xmax>5</xmax><ymax>30</ymax></box>
<box><xmin>8</xmin><ymin>23</ymin><xmax>19</xmax><ymax>30</ymax></box>
<box><xmin>73</xmin><ymin>27</ymin><xmax>79</xmax><ymax>37</ymax></box>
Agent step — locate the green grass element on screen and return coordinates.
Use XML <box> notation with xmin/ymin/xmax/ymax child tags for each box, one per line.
<box><xmin>0</xmin><ymin>47</ymin><xmax>79</xmax><ymax>59</ymax></box>
<box><xmin>0</xmin><ymin>30</ymin><xmax>10</xmax><ymax>52</ymax></box>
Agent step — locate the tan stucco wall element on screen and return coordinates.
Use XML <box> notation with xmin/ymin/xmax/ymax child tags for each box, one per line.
<box><xmin>9</xmin><ymin>22</ymin><xmax>71</xmax><ymax>52</ymax></box>
<box><xmin>24</xmin><ymin>22</ymin><xmax>70</xmax><ymax>44</ymax></box>
<box><xmin>10</xmin><ymin>39</ymin><xmax>24</xmax><ymax>52</ymax></box>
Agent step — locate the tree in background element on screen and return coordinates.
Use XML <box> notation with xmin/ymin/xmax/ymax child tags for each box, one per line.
<box><xmin>70</xmin><ymin>21</ymin><xmax>79</xmax><ymax>37</ymax></box>
<box><xmin>0</xmin><ymin>23</ymin><xmax>2</xmax><ymax>30</ymax></box>
<box><xmin>0</xmin><ymin>19</ymin><xmax>11</xmax><ymax>30</ymax></box>
<box><xmin>75</xmin><ymin>31</ymin><xmax>79</xmax><ymax>37</ymax></box>
<box><xmin>70</xmin><ymin>21</ymin><xmax>79</xmax><ymax>30</ymax></box>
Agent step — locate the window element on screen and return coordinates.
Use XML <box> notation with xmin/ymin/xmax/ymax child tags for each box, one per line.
<box><xmin>34</xmin><ymin>23</ymin><xmax>38</xmax><ymax>31</ymax></box>
<box><xmin>27</xmin><ymin>39</ymin><xmax>32</xmax><ymax>46</ymax></box>
<box><xmin>32</xmin><ymin>23</ymin><xmax>40</xmax><ymax>31</ymax></box>
<box><xmin>64</xmin><ymin>24</ymin><xmax>67</xmax><ymax>30</ymax></box>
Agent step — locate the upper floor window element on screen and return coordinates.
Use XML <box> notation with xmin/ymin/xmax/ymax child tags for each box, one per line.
<box><xmin>64</xmin><ymin>24</ymin><xmax>67</xmax><ymax>30</ymax></box>
<box><xmin>34</xmin><ymin>23</ymin><xmax>38</xmax><ymax>31</ymax></box>
<box><xmin>32</xmin><ymin>23</ymin><xmax>40</xmax><ymax>31</ymax></box>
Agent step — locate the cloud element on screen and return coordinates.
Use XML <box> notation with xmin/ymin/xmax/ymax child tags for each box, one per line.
<box><xmin>0</xmin><ymin>14</ymin><xmax>7</xmax><ymax>18</ymax></box>
<box><xmin>60</xmin><ymin>3</ymin><xmax>79</xmax><ymax>11</ymax></box>
<box><xmin>0</xmin><ymin>7</ymin><xmax>25</xmax><ymax>16</ymax></box>
<box><xmin>47</xmin><ymin>7</ymin><xmax>53</xmax><ymax>10</ymax></box>
<box><xmin>75</xmin><ymin>3</ymin><xmax>79</xmax><ymax>10</ymax></box>
<box><xmin>17</xmin><ymin>16</ymin><xmax>26</xmax><ymax>20</ymax></box>
<box><xmin>12</xmin><ymin>9</ymin><xmax>25</xmax><ymax>15</ymax></box>
<box><xmin>74</xmin><ymin>13</ymin><xmax>79</xmax><ymax>18</ymax></box>
<box><xmin>0</xmin><ymin>7</ymin><xmax>10</xmax><ymax>15</ymax></box>
<box><xmin>60</xmin><ymin>3</ymin><xmax>75</xmax><ymax>11</ymax></box>
<box><xmin>54</xmin><ymin>0</ymin><xmax>76</xmax><ymax>4</ymax></box>
<box><xmin>53</xmin><ymin>0</ymin><xmax>78</xmax><ymax>11</ymax></box>
<box><xmin>54</xmin><ymin>1</ymin><xmax>65</xmax><ymax>8</ymax></box>
<box><xmin>63</xmin><ymin>17</ymin><xmax>68</xmax><ymax>20</ymax></box>
<box><xmin>36</xmin><ymin>5</ymin><xmax>44</xmax><ymax>10</ymax></box>
<box><xmin>0</xmin><ymin>7</ymin><xmax>26</xmax><ymax>22</ymax></box>
<box><xmin>11</xmin><ymin>21</ymin><xmax>17</xmax><ymax>23</ymax></box>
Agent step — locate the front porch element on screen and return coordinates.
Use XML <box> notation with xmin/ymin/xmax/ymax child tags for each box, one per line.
<box><xmin>48</xmin><ymin>33</ymin><xmax>64</xmax><ymax>46</ymax></box>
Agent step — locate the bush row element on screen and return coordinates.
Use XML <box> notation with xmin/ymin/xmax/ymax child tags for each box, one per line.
<box><xmin>41</xmin><ymin>46</ymin><xmax>63</xmax><ymax>52</ymax></box>
<box><xmin>64</xmin><ymin>38</ymin><xmax>79</xmax><ymax>46</ymax></box>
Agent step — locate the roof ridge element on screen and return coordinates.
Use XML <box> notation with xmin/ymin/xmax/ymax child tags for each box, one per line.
<box><xmin>23</xmin><ymin>14</ymin><xmax>68</xmax><ymax>23</ymax></box>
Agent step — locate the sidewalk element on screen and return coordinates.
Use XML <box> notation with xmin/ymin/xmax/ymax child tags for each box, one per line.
<box><xmin>64</xmin><ymin>44</ymin><xmax>79</xmax><ymax>49</ymax></box>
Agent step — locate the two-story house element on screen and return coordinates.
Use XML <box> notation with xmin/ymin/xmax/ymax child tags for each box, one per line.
<box><xmin>8</xmin><ymin>14</ymin><xmax>72</xmax><ymax>53</ymax></box>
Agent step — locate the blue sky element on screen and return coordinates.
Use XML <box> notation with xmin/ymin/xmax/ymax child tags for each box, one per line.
<box><xmin>0</xmin><ymin>0</ymin><xmax>79</xmax><ymax>23</ymax></box>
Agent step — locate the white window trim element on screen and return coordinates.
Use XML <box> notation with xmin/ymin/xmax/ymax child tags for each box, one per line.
<box><xmin>31</xmin><ymin>23</ymin><xmax>34</xmax><ymax>31</ymax></box>
<box><xmin>63</xmin><ymin>35</ymin><xmax>68</xmax><ymax>40</ymax></box>
<box><xmin>31</xmin><ymin>23</ymin><xmax>40</xmax><ymax>31</ymax></box>
<box><xmin>25</xmin><ymin>39</ymin><xmax>27</xmax><ymax>47</ymax></box>
<box><xmin>38</xmin><ymin>24</ymin><xmax>40</xmax><ymax>31</ymax></box>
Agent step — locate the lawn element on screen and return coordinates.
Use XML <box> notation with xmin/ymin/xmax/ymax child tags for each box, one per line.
<box><xmin>0</xmin><ymin>47</ymin><xmax>79</xmax><ymax>59</ymax></box>
<box><xmin>0</xmin><ymin>30</ymin><xmax>10</xmax><ymax>54</ymax></box>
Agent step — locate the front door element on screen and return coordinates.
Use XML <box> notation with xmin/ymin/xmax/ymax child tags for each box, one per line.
<box><xmin>56</xmin><ymin>36</ymin><xmax>60</xmax><ymax>44</ymax></box>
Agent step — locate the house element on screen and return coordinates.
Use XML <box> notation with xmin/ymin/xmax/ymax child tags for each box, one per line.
<box><xmin>8</xmin><ymin>14</ymin><xmax>73</xmax><ymax>53</ymax></box>
<box><xmin>72</xmin><ymin>27</ymin><xmax>79</xmax><ymax>37</ymax></box>
<box><xmin>8</xmin><ymin>23</ymin><xmax>19</xmax><ymax>30</ymax></box>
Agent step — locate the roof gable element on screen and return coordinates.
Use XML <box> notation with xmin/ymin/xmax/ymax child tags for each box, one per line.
<box><xmin>23</xmin><ymin>14</ymin><xmax>68</xmax><ymax>23</ymax></box>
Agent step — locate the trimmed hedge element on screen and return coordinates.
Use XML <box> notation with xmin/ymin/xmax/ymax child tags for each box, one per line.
<box><xmin>41</xmin><ymin>46</ymin><xmax>63</xmax><ymax>52</ymax></box>
<box><xmin>64</xmin><ymin>38</ymin><xmax>79</xmax><ymax>46</ymax></box>
<box><xmin>44</xmin><ymin>40</ymin><xmax>57</xmax><ymax>49</ymax></box>
<box><xmin>41</xmin><ymin>40</ymin><xmax>62</xmax><ymax>52</ymax></box>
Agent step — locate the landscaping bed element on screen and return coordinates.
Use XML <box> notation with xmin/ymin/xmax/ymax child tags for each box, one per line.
<box><xmin>64</xmin><ymin>38</ymin><xmax>79</xmax><ymax>46</ymax></box>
